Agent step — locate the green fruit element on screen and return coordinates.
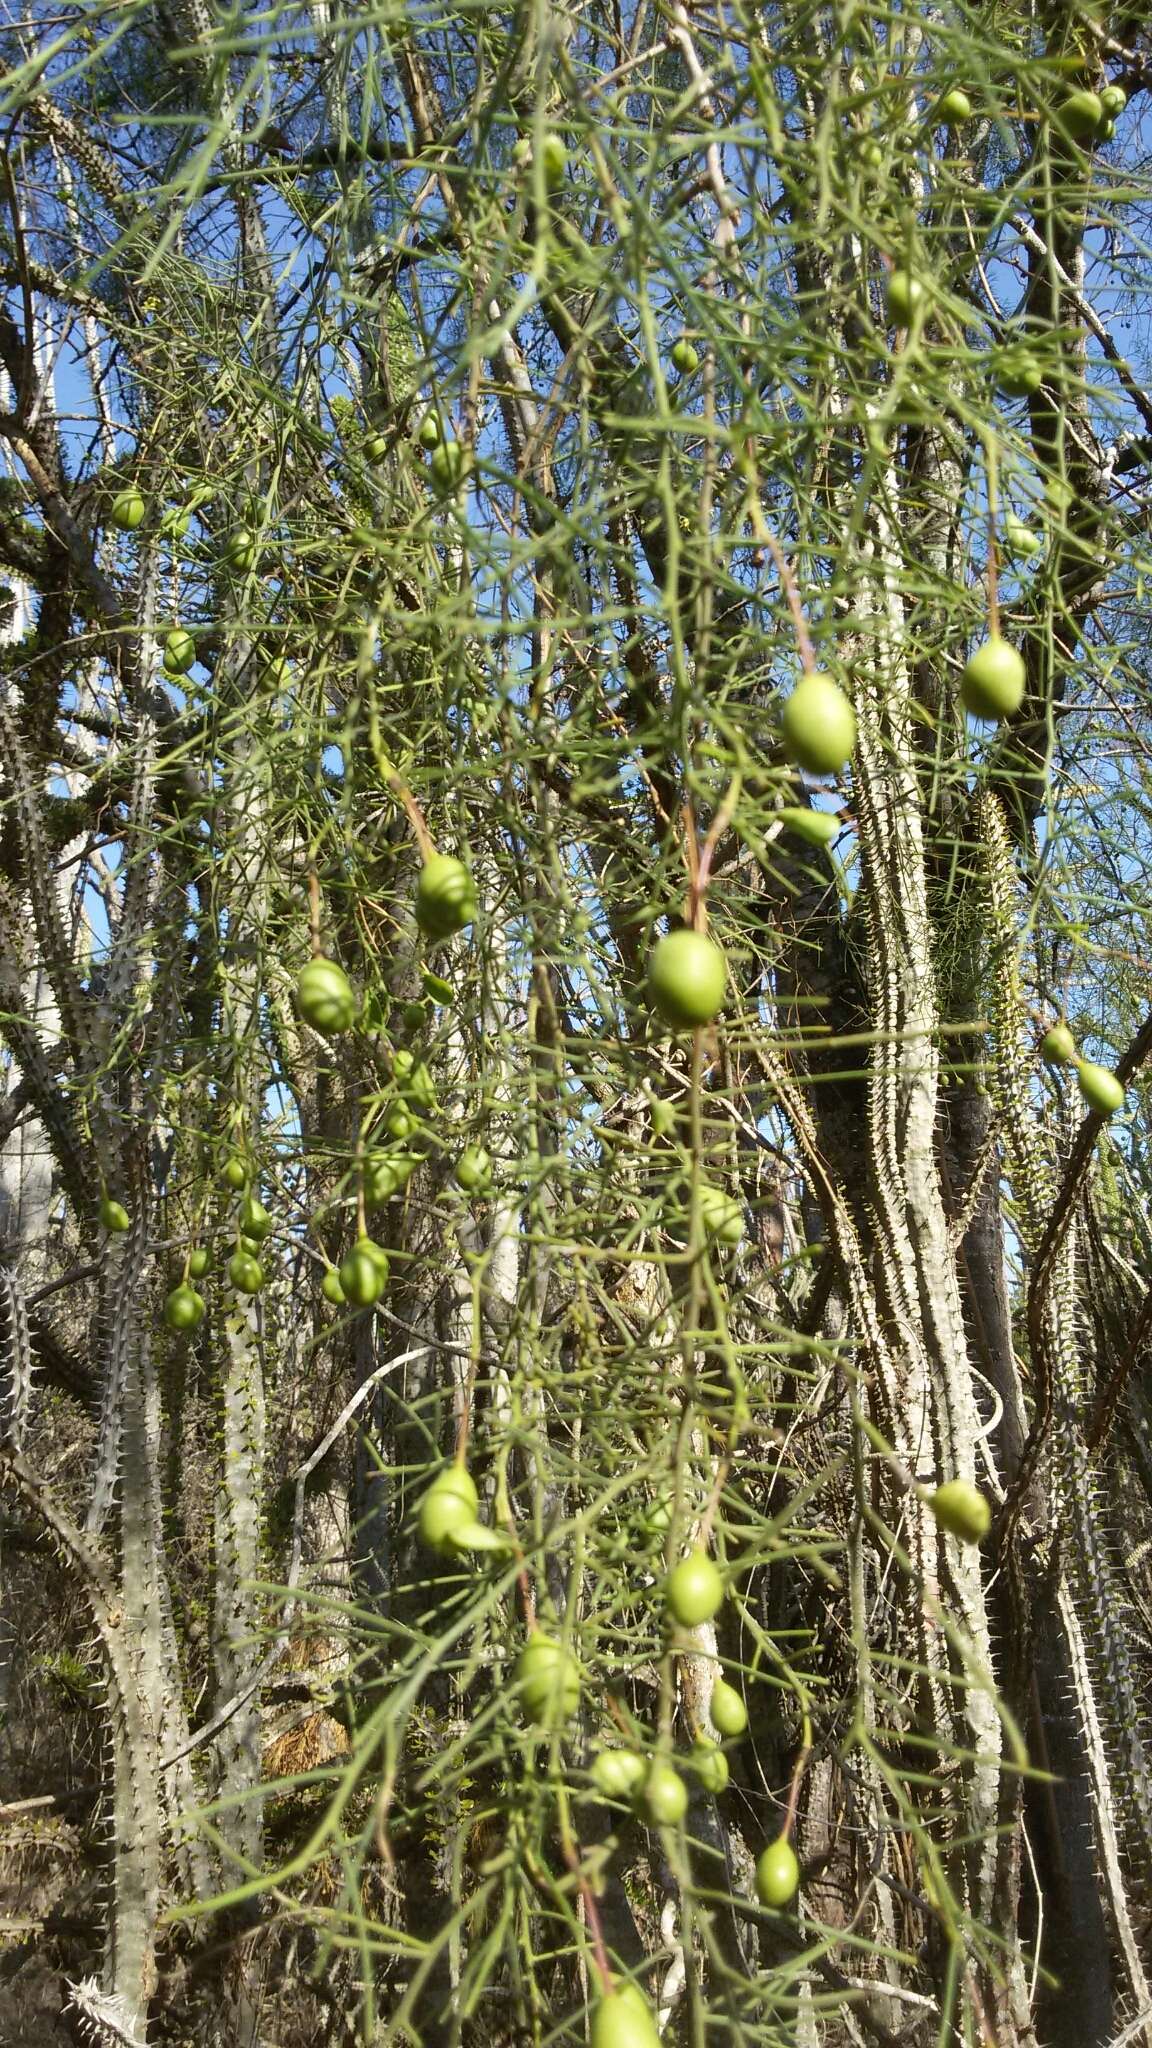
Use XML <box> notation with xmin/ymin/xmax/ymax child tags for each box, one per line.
<box><xmin>415</xmin><ymin>854</ymin><xmax>477</xmax><ymax>938</ymax></box>
<box><xmin>393</xmin><ymin>1048</ymin><xmax>415</xmax><ymax>1080</ymax></box>
<box><xmin>1041</xmin><ymin>1023</ymin><xmax>1077</xmax><ymax>1065</ymax></box>
<box><xmin>321</xmin><ymin>1267</ymin><xmax>346</xmax><ymax>1305</ymax></box>
<box><xmin>363</xmin><ymin>1154</ymin><xmax>399</xmax><ymax>1209</ymax></box>
<box><xmin>418</xmin><ymin>412</ymin><xmax>441</xmax><ymax>449</ymax></box>
<box><xmin>422</xmin><ymin>968</ymin><xmax>454</xmax><ymax>1003</ymax></box>
<box><xmin>389</xmin><ymin>1154</ymin><xmax>419</xmax><ymax>1190</ymax></box>
<box><xmin>223</xmin><ymin>527</ymin><xmax>258</xmax><ymax>572</ymax></box>
<box><xmin>162</xmin><ymin>627</ymin><xmax>197</xmax><ymax>675</ymax></box>
<box><xmin>515</xmin><ymin>1632</ymin><xmax>580</xmax><ymax>1725</ymax></box>
<box><xmin>886</xmin><ymin>267</ymin><xmax>924</xmax><ymax>326</ymax></box>
<box><xmin>642</xmin><ymin>1759</ymin><xmax>688</xmax><ymax>1826</ymax></box>
<box><xmin>709</xmin><ymin>1677</ymin><xmax>748</xmax><ymax>1737</ymax></box>
<box><xmin>780</xmin><ymin>672</ymin><xmax>857</xmax><ymax>776</ymax></box>
<box><xmin>455</xmin><ymin>1145</ymin><xmax>492</xmax><ymax>1193</ymax></box>
<box><xmin>100</xmin><ymin>1197</ymin><xmax>131</xmax><ymax>1233</ymax></box>
<box><xmin>365</xmin><ymin>431</ymin><xmax>389</xmax><ymax>462</ymax></box>
<box><xmin>665</xmin><ymin>1549</ymin><xmax>724</xmax><ymax>1627</ymax></box>
<box><xmin>698</xmin><ymin>1183</ymin><xmax>744</xmax><ymax>1247</ymax></box>
<box><xmin>960</xmin><ymin>637</ymin><xmax>1025</xmax><ymax>721</ymax></box>
<box><xmin>223</xmin><ymin>1157</ymin><xmax>248</xmax><ymax>1190</ymax></box>
<box><xmin>187</xmin><ymin>1247</ymin><xmax>210</xmax><ymax>1280</ymax></box>
<box><xmin>756</xmin><ymin>1836</ymin><xmax>800</xmax><ymax>1907</ymax></box>
<box><xmin>430</xmin><ymin>439</ymin><xmax>470</xmax><ymax>494</ymax></box>
<box><xmin>1055</xmin><ymin>89</ymin><xmax>1102</xmax><ymax>142</ymax></box>
<box><xmin>670</xmin><ymin>336</ymin><xmax>699</xmax><ymax>376</ymax></box>
<box><xmin>929</xmin><ymin>1478</ymin><xmax>992</xmax><ymax>1544</ymax></box>
<box><xmin>361</xmin><ymin>990</ymin><xmax>389</xmax><ymax>1032</ymax></box>
<box><xmin>164</xmin><ymin>1283</ymin><xmax>205</xmax><ymax>1332</ymax></box>
<box><xmin>997</xmin><ymin>349</ymin><xmax>1043</xmax><ymax>399</ymax></box>
<box><xmin>1097</xmin><ymin>117</ymin><xmax>1115</xmax><ymax>142</ymax></box>
<box><xmin>239</xmin><ymin>1235</ymin><xmax>263</xmax><ymax>1256</ymax></box>
<box><xmin>937</xmin><ymin>87</ymin><xmax>971</xmax><ymax>125</ymax></box>
<box><xmin>591</xmin><ymin>1984</ymin><xmax>660</xmax><ymax>2048</ymax></box>
<box><xmin>777</xmin><ymin>805</ymin><xmax>839</xmax><ymax>847</ymax></box>
<box><xmin>1099</xmin><ymin>84</ymin><xmax>1126</xmax><ymax>119</ymax></box>
<box><xmin>297</xmin><ymin>957</ymin><xmax>357</xmax><ymax>1034</ymax></box>
<box><xmin>647</xmin><ymin>928</ymin><xmax>727</xmax><ymax>1029</ymax></box>
<box><xmin>339</xmin><ymin>1239</ymin><xmax>389</xmax><ymax>1306</ymax></box>
<box><xmin>692</xmin><ymin>1740</ymin><xmax>729</xmax><ymax>1794</ymax></box>
<box><xmin>590</xmin><ymin>1747</ymin><xmax>647</xmax><ymax>1802</ymax></box>
<box><xmin>160</xmin><ymin>504</ymin><xmax>191</xmax><ymax>539</ymax></box>
<box><xmin>401</xmin><ymin>1000</ymin><xmax>428</xmax><ymax>1031</ymax></box>
<box><xmin>418</xmin><ymin>1466</ymin><xmax>480</xmax><ymax>1552</ymax></box>
<box><xmin>1077</xmin><ymin>1060</ymin><xmax>1125</xmax><ymax>1117</ymax></box>
<box><xmin>385</xmin><ymin>1104</ymin><xmax>415</xmax><ymax>1140</ymax></box>
<box><xmin>859</xmin><ymin>137</ymin><xmax>884</xmax><ymax>169</ymax></box>
<box><xmin>541</xmin><ymin>132</ymin><xmax>568</xmax><ymax>186</ymax></box>
<box><xmin>110</xmin><ymin>487</ymin><xmax>146</xmax><ymax>532</ymax></box>
<box><xmin>240</xmin><ymin>1194</ymin><xmax>272</xmax><ymax>1242</ymax></box>
<box><xmin>1004</xmin><ymin>514</ymin><xmax>1042</xmax><ymax>559</ymax></box>
<box><xmin>228</xmin><ymin>1251</ymin><xmax>265</xmax><ymax>1294</ymax></box>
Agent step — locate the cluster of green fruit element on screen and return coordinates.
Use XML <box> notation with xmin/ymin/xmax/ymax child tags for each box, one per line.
<box><xmin>1054</xmin><ymin>81</ymin><xmax>1126</xmax><ymax>145</ymax></box>
<box><xmin>1041</xmin><ymin>1021</ymin><xmax>1126</xmax><ymax>1116</ymax></box>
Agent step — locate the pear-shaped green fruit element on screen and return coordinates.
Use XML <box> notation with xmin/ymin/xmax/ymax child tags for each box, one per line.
<box><xmin>223</xmin><ymin>527</ymin><xmax>258</xmax><ymax>572</ymax></box>
<box><xmin>1097</xmin><ymin>117</ymin><xmax>1115</xmax><ymax>142</ymax></box>
<box><xmin>929</xmin><ymin>1478</ymin><xmax>991</xmax><ymax>1544</ymax></box>
<box><xmin>997</xmin><ymin>349</ymin><xmax>1043</xmax><ymax>398</ymax></box>
<box><xmin>670</xmin><ymin>336</ymin><xmax>699</xmax><ymax>376</ymax></box>
<box><xmin>781</xmin><ymin>672</ymin><xmax>856</xmax><ymax>776</ymax></box>
<box><xmin>100</xmin><ymin>1197</ymin><xmax>131</xmax><ymax>1233</ymax></box>
<box><xmin>591</xmin><ymin>1983</ymin><xmax>661</xmax><ymax>2048</ymax></box>
<box><xmin>1099</xmin><ymin>84</ymin><xmax>1126</xmax><ymax>119</ymax></box>
<box><xmin>643</xmin><ymin>1759</ymin><xmax>688</xmax><ymax>1826</ymax></box>
<box><xmin>321</xmin><ymin>1267</ymin><xmax>346</xmax><ymax>1306</ymax></box>
<box><xmin>692</xmin><ymin>1739</ymin><xmax>729</xmax><ymax>1794</ymax></box>
<box><xmin>1004</xmin><ymin>514</ymin><xmax>1042</xmax><ymax>559</ymax></box>
<box><xmin>164</xmin><ymin>1283</ymin><xmax>205</xmax><ymax>1332</ymax></box>
<box><xmin>228</xmin><ymin>1251</ymin><xmax>265</xmax><ymax>1294</ymax></box>
<box><xmin>709</xmin><ymin>1677</ymin><xmax>748</xmax><ymax>1737</ymax></box>
<box><xmin>385</xmin><ymin>1104</ymin><xmax>415</xmax><ymax>1141</ymax></box>
<box><xmin>363</xmin><ymin>1154</ymin><xmax>399</xmax><ymax>1209</ymax></box>
<box><xmin>422</xmin><ymin>967</ymin><xmax>454</xmax><ymax>1003</ymax></box>
<box><xmin>418</xmin><ymin>1466</ymin><xmax>480</xmax><ymax>1552</ymax></box>
<box><xmin>960</xmin><ymin>637</ymin><xmax>1025</xmax><ymax>721</ymax></box>
<box><xmin>415</xmin><ymin>854</ymin><xmax>477</xmax><ymax>938</ymax></box>
<box><xmin>665</xmin><ymin>1549</ymin><xmax>724</xmax><ymax>1627</ymax></box>
<box><xmin>365</xmin><ymin>431</ymin><xmax>389</xmax><ymax>463</ymax></box>
<box><xmin>515</xmin><ymin>1632</ymin><xmax>580</xmax><ymax>1725</ymax></box>
<box><xmin>590</xmin><ymin>1747</ymin><xmax>647</xmax><ymax>1801</ymax></box>
<box><xmin>937</xmin><ymin>87</ymin><xmax>971</xmax><ymax>125</ymax></box>
<box><xmin>111</xmin><ymin>487</ymin><xmax>146</xmax><ymax>532</ymax></box>
<box><xmin>698</xmin><ymin>1183</ymin><xmax>744</xmax><ymax>1246</ymax></box>
<box><xmin>886</xmin><ymin>268</ymin><xmax>924</xmax><ymax>326</ymax></box>
<box><xmin>778</xmin><ymin>805</ymin><xmax>839</xmax><ymax>847</ymax></box>
<box><xmin>859</xmin><ymin>137</ymin><xmax>884</xmax><ymax>170</ymax></box>
<box><xmin>430</xmin><ymin>439</ymin><xmax>470</xmax><ymax>493</ymax></box>
<box><xmin>455</xmin><ymin>1144</ymin><xmax>492</xmax><ymax>1192</ymax></box>
<box><xmin>339</xmin><ymin>1239</ymin><xmax>389</xmax><ymax>1306</ymax></box>
<box><xmin>756</xmin><ymin>1836</ymin><xmax>800</xmax><ymax>1907</ymax></box>
<box><xmin>1077</xmin><ymin>1060</ymin><xmax>1125</xmax><ymax>1117</ymax></box>
<box><xmin>401</xmin><ymin>999</ymin><xmax>429</xmax><ymax>1031</ymax></box>
<box><xmin>222</xmin><ymin>1156</ymin><xmax>248</xmax><ymax>1190</ymax></box>
<box><xmin>1041</xmin><ymin>1022</ymin><xmax>1077</xmax><ymax>1065</ymax></box>
<box><xmin>541</xmin><ymin>132</ymin><xmax>568</xmax><ymax>186</ymax></box>
<box><xmin>647</xmin><ymin>928</ymin><xmax>726</xmax><ymax>1029</ymax></box>
<box><xmin>163</xmin><ymin>627</ymin><xmax>197</xmax><ymax>675</ymax></box>
<box><xmin>188</xmin><ymin>1247</ymin><xmax>210</xmax><ymax>1280</ymax></box>
<box><xmin>240</xmin><ymin>1194</ymin><xmax>272</xmax><ymax>1242</ymax></box>
<box><xmin>1055</xmin><ymin>89</ymin><xmax>1102</xmax><ymax>141</ymax></box>
<box><xmin>418</xmin><ymin>412</ymin><xmax>442</xmax><ymax>449</ymax></box>
<box><xmin>297</xmin><ymin>957</ymin><xmax>357</xmax><ymax>1033</ymax></box>
<box><xmin>160</xmin><ymin>504</ymin><xmax>191</xmax><ymax>540</ymax></box>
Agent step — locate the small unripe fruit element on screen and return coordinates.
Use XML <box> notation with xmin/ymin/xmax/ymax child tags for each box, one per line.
<box><xmin>886</xmin><ymin>268</ymin><xmax>924</xmax><ymax>326</ymax></box>
<box><xmin>937</xmin><ymin>87</ymin><xmax>971</xmax><ymax>126</ymax></box>
<box><xmin>422</xmin><ymin>967</ymin><xmax>453</xmax><ymax>1003</ymax></box>
<box><xmin>541</xmin><ymin>132</ymin><xmax>568</xmax><ymax>186</ymax></box>
<box><xmin>590</xmin><ymin>1747</ymin><xmax>647</xmax><ymax>1802</ymax></box>
<box><xmin>860</xmin><ymin>137</ymin><xmax>884</xmax><ymax>169</ymax></box>
<box><xmin>415</xmin><ymin>854</ymin><xmax>477</xmax><ymax>938</ymax></box>
<box><xmin>670</xmin><ymin>336</ymin><xmax>699</xmax><ymax>376</ymax></box>
<box><xmin>698</xmin><ymin>1183</ymin><xmax>744</xmax><ymax>1247</ymax></box>
<box><xmin>455</xmin><ymin>1144</ymin><xmax>492</xmax><ymax>1192</ymax></box>
<box><xmin>100</xmin><ymin>1197</ymin><xmax>131</xmax><ymax>1233</ymax></box>
<box><xmin>430</xmin><ymin>439</ymin><xmax>470</xmax><ymax>494</ymax></box>
<box><xmin>365</xmin><ymin>431</ymin><xmax>389</xmax><ymax>462</ymax></box>
<box><xmin>1099</xmin><ymin>84</ymin><xmax>1126</xmax><ymax>120</ymax></box>
<box><xmin>781</xmin><ymin>672</ymin><xmax>857</xmax><ymax>776</ymax></box>
<box><xmin>385</xmin><ymin>1104</ymin><xmax>415</xmax><ymax>1141</ymax></box>
<box><xmin>297</xmin><ymin>957</ymin><xmax>357</xmax><ymax>1033</ymax></box>
<box><xmin>222</xmin><ymin>1157</ymin><xmax>248</xmax><ymax>1191</ymax></box>
<box><xmin>665</xmin><ymin>1549</ymin><xmax>724</xmax><ymax>1627</ymax></box>
<box><xmin>161</xmin><ymin>504</ymin><xmax>191</xmax><ymax>540</ymax></box>
<box><xmin>164</xmin><ymin>1283</ymin><xmax>205</xmax><ymax>1332</ymax></box>
<box><xmin>418</xmin><ymin>412</ymin><xmax>442</xmax><ymax>448</ymax></box>
<box><xmin>339</xmin><ymin>1239</ymin><xmax>389</xmax><ymax>1305</ymax></box>
<box><xmin>363</xmin><ymin>1154</ymin><xmax>399</xmax><ymax>1209</ymax></box>
<box><xmin>961</xmin><ymin>637</ymin><xmax>1025</xmax><ymax>721</ymax></box>
<box><xmin>163</xmin><ymin>627</ymin><xmax>197</xmax><ymax>675</ymax></box>
<box><xmin>418</xmin><ymin>1467</ymin><xmax>480</xmax><ymax>1552</ymax></box>
<box><xmin>777</xmin><ymin>805</ymin><xmax>839</xmax><ymax>847</ymax></box>
<box><xmin>647</xmin><ymin>928</ymin><xmax>727</xmax><ymax>1029</ymax></box>
<box><xmin>591</xmin><ymin>1984</ymin><xmax>660</xmax><ymax>2048</ymax></box>
<box><xmin>1041</xmin><ymin>1022</ymin><xmax>1077</xmax><ymax>1065</ymax></box>
<box><xmin>1097</xmin><ymin>117</ymin><xmax>1115</xmax><ymax>142</ymax></box>
<box><xmin>709</xmin><ymin>1677</ymin><xmax>748</xmax><ymax>1737</ymax></box>
<box><xmin>1004</xmin><ymin>514</ymin><xmax>1042</xmax><ymax>559</ymax></box>
<box><xmin>692</xmin><ymin>1739</ymin><xmax>729</xmax><ymax>1794</ymax></box>
<box><xmin>223</xmin><ymin>527</ymin><xmax>258</xmax><ymax>572</ymax></box>
<box><xmin>997</xmin><ymin>349</ymin><xmax>1043</xmax><ymax>399</ymax></box>
<box><xmin>321</xmin><ymin>1267</ymin><xmax>346</xmax><ymax>1306</ymax></box>
<box><xmin>929</xmin><ymin>1478</ymin><xmax>991</xmax><ymax>1544</ymax></box>
<box><xmin>111</xmin><ymin>487</ymin><xmax>146</xmax><ymax>532</ymax></box>
<box><xmin>515</xmin><ymin>1632</ymin><xmax>580</xmax><ymax>1725</ymax></box>
<box><xmin>228</xmin><ymin>1251</ymin><xmax>265</xmax><ymax>1294</ymax></box>
<box><xmin>188</xmin><ymin>1247</ymin><xmax>210</xmax><ymax>1280</ymax></box>
<box><xmin>240</xmin><ymin>1194</ymin><xmax>272</xmax><ymax>1242</ymax></box>
<box><xmin>1055</xmin><ymin>89</ymin><xmax>1102</xmax><ymax>142</ymax></box>
<box><xmin>642</xmin><ymin>1759</ymin><xmax>688</xmax><ymax>1826</ymax></box>
<box><xmin>756</xmin><ymin>1836</ymin><xmax>800</xmax><ymax>1907</ymax></box>
<box><xmin>1077</xmin><ymin>1061</ymin><xmax>1125</xmax><ymax>1117</ymax></box>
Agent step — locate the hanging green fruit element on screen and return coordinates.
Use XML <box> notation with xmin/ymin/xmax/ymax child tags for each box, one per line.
<box><xmin>222</xmin><ymin>1157</ymin><xmax>248</xmax><ymax>1190</ymax></box>
<box><xmin>1076</xmin><ymin>1060</ymin><xmax>1125</xmax><ymax>1117</ymax></box>
<box><xmin>709</xmin><ymin>1677</ymin><xmax>748</xmax><ymax>1737</ymax></box>
<box><xmin>418</xmin><ymin>412</ymin><xmax>442</xmax><ymax>448</ymax></box>
<box><xmin>455</xmin><ymin>1145</ymin><xmax>492</xmax><ymax>1192</ymax></box>
<box><xmin>228</xmin><ymin>1251</ymin><xmax>266</xmax><ymax>1294</ymax></box>
<box><xmin>415</xmin><ymin>855</ymin><xmax>477</xmax><ymax>938</ymax></box>
<box><xmin>698</xmin><ymin>1183</ymin><xmax>744</xmax><ymax>1247</ymax></box>
<box><xmin>430</xmin><ymin>439</ymin><xmax>470</xmax><ymax>494</ymax></box>
<box><xmin>647</xmin><ymin>928</ymin><xmax>727</xmax><ymax>1029</ymax></box>
<box><xmin>936</xmin><ymin>87</ymin><xmax>971</xmax><ymax>125</ymax></box>
<box><xmin>756</xmin><ymin>1836</ymin><xmax>800</xmax><ymax>1907</ymax></box>
<box><xmin>188</xmin><ymin>1247</ymin><xmax>210</xmax><ymax>1280</ymax></box>
<box><xmin>665</xmin><ymin>1549</ymin><xmax>724</xmax><ymax>1626</ymax></box>
<box><xmin>100</xmin><ymin>1197</ymin><xmax>131</xmax><ymax>1233</ymax></box>
<box><xmin>929</xmin><ymin>1478</ymin><xmax>991</xmax><ymax>1543</ymax></box>
<box><xmin>321</xmin><ymin>1267</ymin><xmax>346</xmax><ymax>1306</ymax></box>
<box><xmin>691</xmin><ymin>1740</ymin><xmax>729</xmax><ymax>1794</ymax></box>
<box><xmin>780</xmin><ymin>673</ymin><xmax>857</xmax><ymax>776</ymax></box>
<box><xmin>110</xmin><ymin>487</ymin><xmax>146</xmax><ymax>532</ymax></box>
<box><xmin>996</xmin><ymin>349</ymin><xmax>1044</xmax><ymax>398</ymax></box>
<box><xmin>960</xmin><ymin>637</ymin><xmax>1025</xmax><ymax>721</ymax></box>
<box><xmin>590</xmin><ymin>1983</ymin><xmax>661</xmax><ymax>2048</ymax></box>
<box><xmin>590</xmin><ymin>1747</ymin><xmax>647</xmax><ymax>1802</ymax></box>
<box><xmin>886</xmin><ymin>268</ymin><xmax>924</xmax><ymax>326</ymax></box>
<box><xmin>642</xmin><ymin>1759</ymin><xmax>688</xmax><ymax>1826</ymax></box>
<box><xmin>1041</xmin><ymin>1022</ymin><xmax>1077</xmax><ymax>1065</ymax></box>
<box><xmin>240</xmin><ymin>1194</ymin><xmax>272</xmax><ymax>1242</ymax></box>
<box><xmin>339</xmin><ymin>1238</ymin><xmax>389</xmax><ymax>1306</ymax></box>
<box><xmin>162</xmin><ymin>627</ymin><xmax>197</xmax><ymax>676</ymax></box>
<box><xmin>222</xmin><ymin>527</ymin><xmax>258</xmax><ymax>572</ymax></box>
<box><xmin>1054</xmin><ymin>89</ymin><xmax>1102</xmax><ymax>142</ymax></box>
<box><xmin>515</xmin><ymin>1632</ymin><xmax>580</xmax><ymax>1725</ymax></box>
<box><xmin>1099</xmin><ymin>83</ymin><xmax>1126</xmax><ymax>119</ymax></box>
<box><xmin>164</xmin><ymin>1284</ymin><xmax>205</xmax><ymax>1332</ymax></box>
<box><xmin>670</xmin><ymin>335</ymin><xmax>700</xmax><ymax>376</ymax></box>
<box><xmin>777</xmin><ymin>805</ymin><xmax>839</xmax><ymax>847</ymax></box>
<box><xmin>296</xmin><ymin>957</ymin><xmax>357</xmax><ymax>1033</ymax></box>
<box><xmin>541</xmin><ymin>132</ymin><xmax>568</xmax><ymax>186</ymax></box>
<box><xmin>418</xmin><ymin>1466</ymin><xmax>479</xmax><ymax>1552</ymax></box>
